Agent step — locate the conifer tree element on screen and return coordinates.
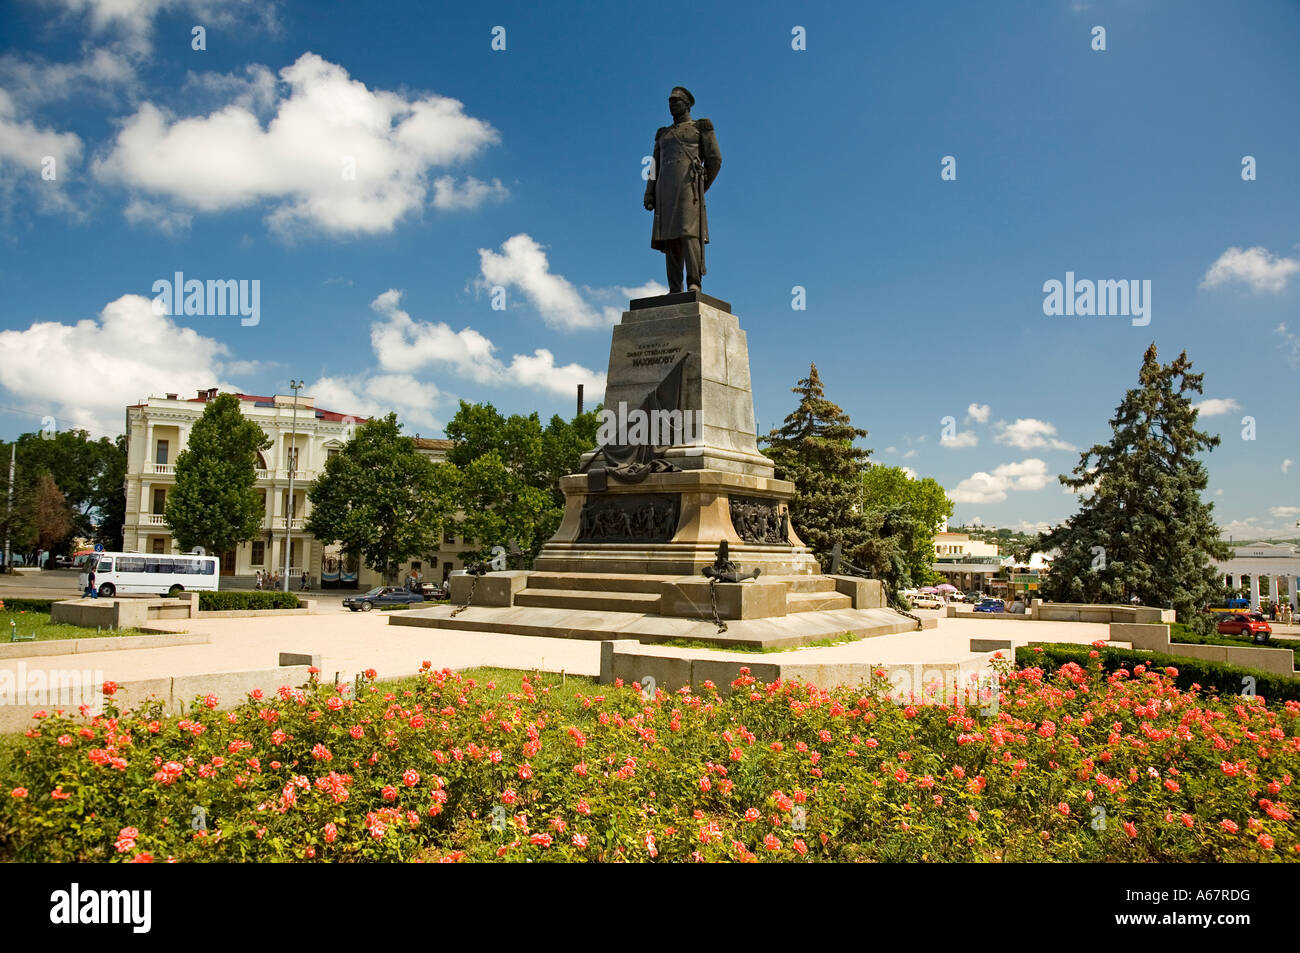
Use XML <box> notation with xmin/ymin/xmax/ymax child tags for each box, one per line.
<box><xmin>1036</xmin><ymin>344</ymin><xmax>1230</xmax><ymax>625</ymax></box>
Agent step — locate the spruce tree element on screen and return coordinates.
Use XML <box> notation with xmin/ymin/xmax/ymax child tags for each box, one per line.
<box><xmin>762</xmin><ymin>364</ymin><xmax>878</xmax><ymax>573</ymax></box>
<box><xmin>1037</xmin><ymin>344</ymin><xmax>1230</xmax><ymax>624</ymax></box>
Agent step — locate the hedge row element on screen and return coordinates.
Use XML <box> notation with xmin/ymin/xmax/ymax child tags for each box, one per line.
<box><xmin>197</xmin><ymin>591</ymin><xmax>302</xmax><ymax>611</ymax></box>
<box><xmin>0</xmin><ymin>599</ymin><xmax>55</xmax><ymax>613</ymax></box>
<box><xmin>1017</xmin><ymin>642</ymin><xmax>1300</xmax><ymax>703</ymax></box>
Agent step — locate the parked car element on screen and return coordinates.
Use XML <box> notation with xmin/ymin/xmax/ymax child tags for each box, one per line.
<box><xmin>974</xmin><ymin>598</ymin><xmax>1006</xmax><ymax>614</ymax></box>
<box><xmin>420</xmin><ymin>582</ymin><xmax>449</xmax><ymax>600</ymax></box>
<box><xmin>343</xmin><ymin>586</ymin><xmax>427</xmax><ymax>612</ymax></box>
<box><xmin>1217</xmin><ymin>613</ymin><xmax>1271</xmax><ymax>642</ymax></box>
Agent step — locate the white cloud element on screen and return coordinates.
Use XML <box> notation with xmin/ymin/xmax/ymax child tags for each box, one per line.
<box><xmin>966</xmin><ymin>403</ymin><xmax>990</xmax><ymax>424</ymax></box>
<box><xmin>940</xmin><ymin>430</ymin><xmax>978</xmax><ymax>448</ymax></box>
<box><xmin>124</xmin><ymin>197</ymin><xmax>193</xmax><ymax>234</ymax></box>
<box><xmin>309</xmin><ymin>372</ymin><xmax>445</xmax><ymax>435</ymax></box>
<box><xmin>994</xmin><ymin>418</ymin><xmax>1076</xmax><ymax>451</ymax></box>
<box><xmin>1201</xmin><ymin>246</ymin><xmax>1300</xmax><ymax>294</ymax></box>
<box><xmin>368</xmin><ymin>289</ymin><xmax>605</xmax><ymax>398</ymax></box>
<box><xmin>1278</xmin><ymin>324</ymin><xmax>1300</xmax><ymax>368</ymax></box>
<box><xmin>0</xmin><ymin>89</ymin><xmax>84</xmax><ymax>215</ymax></box>
<box><xmin>1194</xmin><ymin>397</ymin><xmax>1242</xmax><ymax>417</ymax></box>
<box><xmin>432</xmin><ymin>175</ymin><xmax>508</xmax><ymax>210</ymax></box>
<box><xmin>884</xmin><ymin>446</ymin><xmax>897</xmax><ymax>454</ymax></box>
<box><xmin>39</xmin><ymin>0</ymin><xmax>279</xmax><ymax>56</ymax></box>
<box><xmin>1284</xmin><ymin>459</ymin><xmax>1294</xmax><ymax>474</ymax></box>
<box><xmin>0</xmin><ymin>293</ymin><xmax>236</xmax><ymax>435</ymax></box>
<box><xmin>949</xmin><ymin>458</ymin><xmax>1051</xmax><ymax>504</ymax></box>
<box><xmin>900</xmin><ymin>466</ymin><xmax>918</xmax><ymax>480</ymax></box>
<box><xmin>0</xmin><ymin>47</ymin><xmax>138</xmax><ymax>108</ymax></box>
<box><xmin>94</xmin><ymin>52</ymin><xmax>501</xmax><ymax>235</ymax></box>
<box><xmin>902</xmin><ymin>449</ymin><xmax>917</xmax><ymax>459</ymax></box>
<box><xmin>478</xmin><ymin>234</ymin><xmax>616</xmax><ymax>331</ymax></box>
<box><xmin>1271</xmin><ymin>506</ymin><xmax>1300</xmax><ymax>518</ymax></box>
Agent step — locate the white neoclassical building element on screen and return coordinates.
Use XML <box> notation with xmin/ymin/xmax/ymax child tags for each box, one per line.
<box><xmin>123</xmin><ymin>389</ymin><xmax>461</xmax><ymax>588</ymax></box>
<box><xmin>1217</xmin><ymin>542</ymin><xmax>1299</xmax><ymax>609</ymax></box>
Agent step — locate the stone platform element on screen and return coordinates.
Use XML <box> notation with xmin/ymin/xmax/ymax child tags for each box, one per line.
<box><xmin>388</xmin><ymin>569</ymin><xmax>934</xmax><ymax>650</ymax></box>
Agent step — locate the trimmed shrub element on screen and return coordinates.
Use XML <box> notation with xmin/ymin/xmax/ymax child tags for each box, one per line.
<box><xmin>0</xmin><ymin>598</ymin><xmax>56</xmax><ymax>613</ymax></box>
<box><xmin>1018</xmin><ymin>642</ymin><xmax>1300</xmax><ymax>703</ymax></box>
<box><xmin>198</xmin><ymin>591</ymin><xmax>302</xmax><ymax>612</ymax></box>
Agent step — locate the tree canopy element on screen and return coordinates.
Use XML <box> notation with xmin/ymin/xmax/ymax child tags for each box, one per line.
<box><xmin>305</xmin><ymin>414</ymin><xmax>458</xmax><ymax>581</ymax></box>
<box><xmin>1034</xmin><ymin>343</ymin><xmax>1231</xmax><ymax>625</ymax></box>
<box><xmin>164</xmin><ymin>393</ymin><xmax>271</xmax><ymax>556</ymax></box>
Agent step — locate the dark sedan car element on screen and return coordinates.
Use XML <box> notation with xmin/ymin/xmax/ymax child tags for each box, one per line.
<box><xmin>973</xmin><ymin>598</ymin><xmax>1006</xmax><ymax>614</ymax></box>
<box><xmin>343</xmin><ymin>586</ymin><xmax>426</xmax><ymax>611</ymax></box>
<box><xmin>1217</xmin><ymin>613</ymin><xmax>1271</xmax><ymax>642</ymax></box>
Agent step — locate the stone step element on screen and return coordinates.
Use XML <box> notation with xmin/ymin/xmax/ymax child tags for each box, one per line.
<box><xmin>765</xmin><ymin>575</ymin><xmax>838</xmax><ymax>594</ymax></box>
<box><xmin>525</xmin><ymin>572</ymin><xmax>674</xmax><ymax>594</ymax></box>
<box><xmin>514</xmin><ymin>588</ymin><xmax>662</xmax><ymax>613</ymax></box>
<box><xmin>785</xmin><ymin>590</ymin><xmax>853</xmax><ymax>613</ymax></box>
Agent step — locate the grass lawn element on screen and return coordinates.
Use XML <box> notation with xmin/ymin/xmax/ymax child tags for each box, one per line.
<box><xmin>2</xmin><ymin>610</ymin><xmax>149</xmax><ymax>643</ymax></box>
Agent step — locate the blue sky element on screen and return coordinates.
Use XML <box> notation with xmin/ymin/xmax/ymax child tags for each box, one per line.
<box><xmin>1</xmin><ymin>0</ymin><xmax>1297</xmax><ymax>538</ymax></box>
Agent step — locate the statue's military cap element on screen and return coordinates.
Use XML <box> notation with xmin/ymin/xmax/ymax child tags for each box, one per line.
<box><xmin>669</xmin><ymin>85</ymin><xmax>695</xmax><ymax>107</ymax></box>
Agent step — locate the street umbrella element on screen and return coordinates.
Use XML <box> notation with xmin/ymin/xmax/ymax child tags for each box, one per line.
<box><xmin>935</xmin><ymin>584</ymin><xmax>959</xmax><ymax>592</ymax></box>
<box><xmin>919</xmin><ymin>586</ymin><xmax>939</xmax><ymax>594</ymax></box>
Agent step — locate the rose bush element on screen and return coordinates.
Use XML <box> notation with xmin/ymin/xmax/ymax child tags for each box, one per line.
<box><xmin>2</xmin><ymin>656</ymin><xmax>1298</xmax><ymax>862</ymax></box>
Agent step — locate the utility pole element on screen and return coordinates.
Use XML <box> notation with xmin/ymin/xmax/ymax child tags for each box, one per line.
<box><xmin>283</xmin><ymin>380</ymin><xmax>304</xmax><ymax>592</ymax></box>
<box><xmin>576</xmin><ymin>384</ymin><xmax>584</xmax><ymax>416</ymax></box>
<box><xmin>3</xmin><ymin>442</ymin><xmax>13</xmax><ymax>572</ymax></box>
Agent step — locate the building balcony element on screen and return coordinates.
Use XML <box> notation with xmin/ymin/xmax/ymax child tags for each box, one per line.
<box><xmin>934</xmin><ymin>555</ymin><xmax>1003</xmax><ymax>565</ymax></box>
<box><xmin>143</xmin><ymin>514</ymin><xmax>168</xmax><ymax>526</ymax></box>
<box><xmin>149</xmin><ymin>463</ymin><xmax>175</xmax><ymax>475</ymax></box>
<box><xmin>264</xmin><ymin>517</ymin><xmax>305</xmax><ymax>531</ymax></box>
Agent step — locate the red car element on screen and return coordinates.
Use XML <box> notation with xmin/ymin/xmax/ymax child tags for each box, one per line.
<box><xmin>1217</xmin><ymin>613</ymin><xmax>1271</xmax><ymax>642</ymax></box>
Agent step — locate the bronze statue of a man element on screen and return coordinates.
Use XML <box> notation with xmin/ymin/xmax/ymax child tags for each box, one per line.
<box><xmin>643</xmin><ymin>86</ymin><xmax>721</xmax><ymax>293</ymax></box>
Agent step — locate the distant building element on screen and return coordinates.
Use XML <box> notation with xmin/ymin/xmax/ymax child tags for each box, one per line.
<box><xmin>1216</xmin><ymin>542</ymin><xmax>1299</xmax><ymax>608</ymax></box>
<box><xmin>123</xmin><ymin>389</ymin><xmax>464</xmax><ymax>588</ymax></box>
<box><xmin>932</xmin><ymin>531</ymin><xmax>1002</xmax><ymax>592</ymax></box>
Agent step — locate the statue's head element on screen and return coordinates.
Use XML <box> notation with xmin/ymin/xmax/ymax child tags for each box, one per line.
<box><xmin>668</xmin><ymin>86</ymin><xmax>694</xmax><ymax>119</ymax></box>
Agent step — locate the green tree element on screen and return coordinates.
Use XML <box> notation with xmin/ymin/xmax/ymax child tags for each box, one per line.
<box><xmin>861</xmin><ymin>465</ymin><xmax>954</xmax><ymax>588</ymax></box>
<box><xmin>164</xmin><ymin>393</ymin><xmax>271</xmax><ymax>556</ymax></box>
<box><xmin>33</xmin><ymin>473</ymin><xmax>72</xmax><ymax>556</ymax></box>
<box><xmin>305</xmin><ymin>414</ymin><xmax>457</xmax><ymax>583</ymax></box>
<box><xmin>1035</xmin><ymin>344</ymin><xmax>1231</xmax><ymax>627</ymax></box>
<box><xmin>0</xmin><ymin>443</ymin><xmax>37</xmax><ymax>564</ymax></box>
<box><xmin>15</xmin><ymin>429</ymin><xmax>126</xmax><ymax>551</ymax></box>
<box><xmin>761</xmin><ymin>363</ymin><xmax>878</xmax><ymax>570</ymax></box>
<box><xmin>443</xmin><ymin>401</ymin><xmax>601</xmax><ymax>566</ymax></box>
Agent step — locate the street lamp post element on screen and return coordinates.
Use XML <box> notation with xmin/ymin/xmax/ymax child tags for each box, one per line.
<box><xmin>283</xmin><ymin>380</ymin><xmax>304</xmax><ymax>592</ymax></box>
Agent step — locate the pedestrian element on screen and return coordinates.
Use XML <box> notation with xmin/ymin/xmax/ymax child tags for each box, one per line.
<box><xmin>84</xmin><ymin>567</ymin><xmax>96</xmax><ymax>599</ymax></box>
<box><xmin>300</xmin><ymin>570</ymin><xmax>309</xmax><ymax>591</ymax></box>
<box><xmin>254</xmin><ymin>569</ymin><xmax>263</xmax><ymax>591</ymax></box>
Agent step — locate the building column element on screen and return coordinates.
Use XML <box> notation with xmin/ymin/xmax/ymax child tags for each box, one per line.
<box><xmin>1249</xmin><ymin>575</ymin><xmax>1261</xmax><ymax>611</ymax></box>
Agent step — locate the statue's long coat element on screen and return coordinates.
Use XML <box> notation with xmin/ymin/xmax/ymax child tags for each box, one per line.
<box><xmin>649</xmin><ymin>118</ymin><xmax>722</xmax><ymax>253</ymax></box>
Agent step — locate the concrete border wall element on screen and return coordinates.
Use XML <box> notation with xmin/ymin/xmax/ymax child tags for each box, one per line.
<box><xmin>50</xmin><ymin>595</ymin><xmax>314</xmax><ymax>628</ymax></box>
<box><xmin>0</xmin><ymin>632</ymin><xmax>209</xmax><ymax>660</ymax></box>
<box><xmin>1109</xmin><ymin>622</ymin><xmax>1296</xmax><ymax>677</ymax></box>
<box><xmin>1034</xmin><ymin>602</ymin><xmax>1174</xmax><ymax>624</ymax></box>
<box><xmin>598</xmin><ymin>639</ymin><xmax>993</xmax><ymax>700</ymax></box>
<box><xmin>0</xmin><ymin>664</ymin><xmax>314</xmax><ymax>734</ymax></box>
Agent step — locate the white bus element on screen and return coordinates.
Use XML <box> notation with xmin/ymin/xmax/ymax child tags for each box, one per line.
<box><xmin>78</xmin><ymin>551</ymin><xmax>221</xmax><ymax>597</ymax></box>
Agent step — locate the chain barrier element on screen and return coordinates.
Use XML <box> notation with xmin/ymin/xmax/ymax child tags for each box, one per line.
<box><xmin>707</xmin><ymin>578</ymin><xmax>728</xmax><ymax>633</ymax></box>
<box><xmin>450</xmin><ymin>573</ymin><xmax>478</xmax><ymax>618</ymax></box>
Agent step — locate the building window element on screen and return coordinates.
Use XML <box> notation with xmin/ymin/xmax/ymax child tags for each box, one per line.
<box><xmin>156</xmin><ymin>439</ymin><xmax>169</xmax><ymax>466</ymax></box>
<box><xmin>151</xmin><ymin>538</ymin><xmax>165</xmax><ymax>554</ymax></box>
<box><xmin>152</xmin><ymin>487</ymin><xmax>166</xmax><ymax>514</ymax></box>
<box><xmin>444</xmin><ymin>528</ymin><xmax>455</xmax><ymax>544</ymax></box>
<box><xmin>251</xmin><ymin>541</ymin><xmax>265</xmax><ymax>565</ymax></box>
<box><xmin>327</xmin><ymin>448</ymin><xmax>340</xmax><ymax>461</ymax></box>
<box><xmin>429</xmin><ymin>556</ymin><xmax>438</xmax><ymax>567</ymax></box>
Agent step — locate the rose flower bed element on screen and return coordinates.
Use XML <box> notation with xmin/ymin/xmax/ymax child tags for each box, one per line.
<box><xmin>2</xmin><ymin>656</ymin><xmax>1299</xmax><ymax>862</ymax></box>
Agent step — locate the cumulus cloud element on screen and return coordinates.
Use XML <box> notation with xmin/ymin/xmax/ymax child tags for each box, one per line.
<box><xmin>1271</xmin><ymin>506</ymin><xmax>1300</xmax><ymax>518</ymax></box>
<box><xmin>966</xmin><ymin>403</ymin><xmax>990</xmax><ymax>424</ymax></box>
<box><xmin>477</xmin><ymin>234</ymin><xmax>611</xmax><ymax>331</ymax></box>
<box><xmin>900</xmin><ymin>466</ymin><xmax>918</xmax><ymax>480</ymax></box>
<box><xmin>994</xmin><ymin>418</ymin><xmax>1076</xmax><ymax>451</ymax></box>
<box><xmin>432</xmin><ymin>175</ymin><xmax>508</xmax><ymax>210</ymax></box>
<box><xmin>1278</xmin><ymin>324</ymin><xmax>1300</xmax><ymax>368</ymax></box>
<box><xmin>1201</xmin><ymin>246</ymin><xmax>1300</xmax><ymax>294</ymax></box>
<box><xmin>940</xmin><ymin>430</ymin><xmax>978</xmax><ymax>448</ymax></box>
<box><xmin>39</xmin><ymin>0</ymin><xmax>279</xmax><ymax>56</ymax></box>
<box><xmin>1194</xmin><ymin>397</ymin><xmax>1242</xmax><ymax>417</ymax></box>
<box><xmin>0</xmin><ymin>293</ymin><xmax>238</xmax><ymax>434</ymax></box>
<box><xmin>94</xmin><ymin>52</ymin><xmax>501</xmax><ymax>235</ymax></box>
<box><xmin>309</xmin><ymin>372</ymin><xmax>446</xmax><ymax>435</ymax></box>
<box><xmin>1284</xmin><ymin>459</ymin><xmax>1294</xmax><ymax>474</ymax></box>
<box><xmin>0</xmin><ymin>89</ymin><xmax>84</xmax><ymax>215</ymax></box>
<box><xmin>949</xmin><ymin>459</ymin><xmax>1051</xmax><ymax>504</ymax></box>
<box><xmin>368</xmin><ymin>289</ymin><xmax>605</xmax><ymax>397</ymax></box>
